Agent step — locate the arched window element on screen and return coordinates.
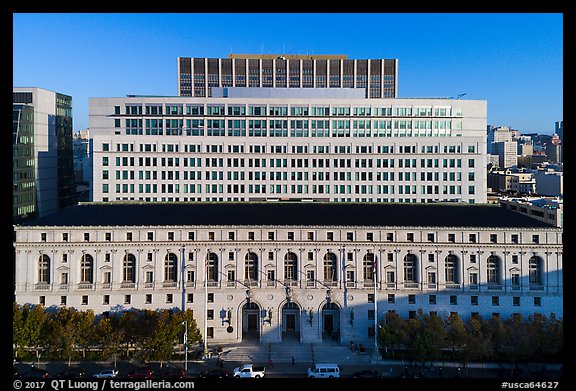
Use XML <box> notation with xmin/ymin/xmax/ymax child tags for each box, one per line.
<box><xmin>444</xmin><ymin>254</ymin><xmax>459</xmax><ymax>284</ymax></box>
<box><xmin>38</xmin><ymin>254</ymin><xmax>50</xmax><ymax>284</ymax></box>
<box><xmin>123</xmin><ymin>253</ymin><xmax>136</xmax><ymax>282</ymax></box>
<box><xmin>245</xmin><ymin>252</ymin><xmax>258</xmax><ymax>281</ymax></box>
<box><xmin>403</xmin><ymin>253</ymin><xmax>418</xmax><ymax>282</ymax></box>
<box><xmin>323</xmin><ymin>252</ymin><xmax>337</xmax><ymax>282</ymax></box>
<box><xmin>284</xmin><ymin>252</ymin><xmax>297</xmax><ymax>281</ymax></box>
<box><xmin>486</xmin><ymin>255</ymin><xmax>501</xmax><ymax>284</ymax></box>
<box><xmin>207</xmin><ymin>252</ymin><xmax>218</xmax><ymax>281</ymax></box>
<box><xmin>529</xmin><ymin>256</ymin><xmax>543</xmax><ymax>285</ymax></box>
<box><xmin>80</xmin><ymin>253</ymin><xmax>94</xmax><ymax>283</ymax></box>
<box><xmin>164</xmin><ymin>252</ymin><xmax>178</xmax><ymax>282</ymax></box>
<box><xmin>363</xmin><ymin>252</ymin><xmax>375</xmax><ymax>281</ymax></box>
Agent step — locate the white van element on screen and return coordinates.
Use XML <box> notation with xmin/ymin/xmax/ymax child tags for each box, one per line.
<box><xmin>307</xmin><ymin>363</ymin><xmax>341</xmax><ymax>378</ymax></box>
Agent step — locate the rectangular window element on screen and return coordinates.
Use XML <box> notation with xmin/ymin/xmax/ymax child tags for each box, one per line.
<box><xmin>207</xmin><ymin>309</ymin><xmax>214</xmax><ymax>320</ymax></box>
<box><xmin>368</xmin><ymin>293</ymin><xmax>375</xmax><ymax>303</ymax></box>
<box><xmin>207</xmin><ymin>293</ymin><xmax>214</xmax><ymax>303</ymax></box>
<box><xmin>450</xmin><ymin>295</ymin><xmax>458</xmax><ymax>305</ymax></box>
<box><xmin>368</xmin><ymin>309</ymin><xmax>375</xmax><ymax>320</ymax></box>
<box><xmin>534</xmin><ymin>297</ymin><xmax>541</xmax><ymax>307</ymax></box>
<box><xmin>427</xmin><ymin>233</ymin><xmax>435</xmax><ymax>242</ymax></box>
<box><xmin>82</xmin><ymin>296</ymin><xmax>88</xmax><ymax>305</ymax></box>
<box><xmin>492</xmin><ymin>296</ymin><xmax>499</xmax><ymax>306</ymax></box>
<box><xmin>490</xmin><ymin>234</ymin><xmax>497</xmax><ymax>243</ymax></box>
<box><xmin>207</xmin><ymin>327</ymin><xmax>214</xmax><ymax>339</ymax></box>
<box><xmin>249</xmin><ymin>232</ymin><xmax>255</xmax><ymax>241</ymax></box>
<box><xmin>448</xmin><ymin>233</ymin><xmax>455</xmax><ymax>243</ymax></box>
<box><xmin>407</xmin><ymin>233</ymin><xmax>414</xmax><ymax>242</ymax></box>
<box><xmin>429</xmin><ymin>295</ymin><xmax>436</xmax><ymax>305</ymax></box>
<box><xmin>387</xmin><ymin>233</ymin><xmax>394</xmax><ymax>242</ymax></box>
<box><xmin>408</xmin><ymin>294</ymin><xmax>416</xmax><ymax>304</ymax></box>
<box><xmin>347</xmin><ymin>232</ymin><xmax>354</xmax><ymax>241</ymax></box>
<box><xmin>288</xmin><ymin>232</ymin><xmax>295</xmax><ymax>241</ymax></box>
<box><xmin>124</xmin><ymin>295</ymin><xmax>131</xmax><ymax>304</ymax></box>
<box><xmin>208</xmin><ymin>232</ymin><xmax>215</xmax><ymax>241</ymax></box>
<box><xmin>145</xmin><ymin>294</ymin><xmax>152</xmax><ymax>304</ymax></box>
<box><xmin>268</xmin><ymin>232</ymin><xmax>275</xmax><ymax>240</ymax></box>
<box><xmin>366</xmin><ymin>232</ymin><xmax>374</xmax><ymax>242</ymax></box>
<box><xmin>513</xmin><ymin>297</ymin><xmax>520</xmax><ymax>306</ymax></box>
<box><xmin>471</xmin><ymin>296</ymin><xmax>478</xmax><ymax>306</ymax></box>
<box><xmin>532</xmin><ymin>235</ymin><xmax>540</xmax><ymax>244</ymax></box>
<box><xmin>388</xmin><ymin>294</ymin><xmax>395</xmax><ymax>304</ymax></box>
<box><xmin>469</xmin><ymin>233</ymin><xmax>476</xmax><ymax>243</ymax></box>
<box><xmin>511</xmin><ymin>234</ymin><xmax>519</xmax><ymax>244</ymax></box>
<box><xmin>187</xmin><ymin>293</ymin><xmax>194</xmax><ymax>303</ymax></box>
<box><xmin>327</xmin><ymin>232</ymin><xmax>334</xmax><ymax>241</ymax></box>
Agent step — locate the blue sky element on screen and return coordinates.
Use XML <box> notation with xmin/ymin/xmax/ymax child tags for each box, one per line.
<box><xmin>13</xmin><ymin>13</ymin><xmax>563</xmax><ymax>134</ymax></box>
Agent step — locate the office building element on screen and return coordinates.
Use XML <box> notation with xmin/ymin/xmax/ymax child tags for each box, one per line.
<box><xmin>89</xmin><ymin>91</ymin><xmax>488</xmax><ymax>204</ymax></box>
<box><xmin>13</xmin><ymin>87</ymin><xmax>77</xmax><ymax>222</ymax></box>
<box><xmin>13</xmin><ymin>202</ymin><xmax>562</xmax><ymax>345</ymax></box>
<box><xmin>492</xmin><ymin>140</ymin><xmax>518</xmax><ymax>169</ymax></box>
<box><xmin>178</xmin><ymin>54</ymin><xmax>398</xmax><ymax>98</ymax></box>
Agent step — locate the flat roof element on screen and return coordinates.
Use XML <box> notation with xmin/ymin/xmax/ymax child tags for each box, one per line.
<box><xmin>16</xmin><ymin>202</ymin><xmax>557</xmax><ymax>229</ymax></box>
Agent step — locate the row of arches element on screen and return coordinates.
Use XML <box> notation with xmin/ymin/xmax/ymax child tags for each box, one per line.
<box><xmin>35</xmin><ymin>252</ymin><xmax>545</xmax><ymax>286</ymax></box>
<box><xmin>242</xmin><ymin>301</ymin><xmax>341</xmax><ymax>341</ymax></box>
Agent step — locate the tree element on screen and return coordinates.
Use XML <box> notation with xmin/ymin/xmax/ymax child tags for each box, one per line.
<box><xmin>378</xmin><ymin>311</ymin><xmax>407</xmax><ymax>358</ymax></box>
<box><xmin>464</xmin><ymin>315</ymin><xmax>489</xmax><ymax>363</ymax></box>
<box><xmin>16</xmin><ymin>304</ymin><xmax>50</xmax><ymax>361</ymax></box>
<box><xmin>445</xmin><ymin>313</ymin><xmax>468</xmax><ymax>363</ymax></box>
<box><xmin>95</xmin><ymin>314</ymin><xmax>124</xmax><ymax>366</ymax></box>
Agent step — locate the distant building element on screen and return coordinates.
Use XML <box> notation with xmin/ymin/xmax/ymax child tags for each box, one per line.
<box><xmin>73</xmin><ymin>130</ymin><xmax>92</xmax><ymax>202</ymax></box>
<box><xmin>500</xmin><ymin>196</ymin><xmax>562</xmax><ymax>228</ymax></box>
<box><xmin>492</xmin><ymin>140</ymin><xmax>518</xmax><ymax>169</ymax></box>
<box><xmin>13</xmin><ymin>87</ymin><xmax>77</xmax><ymax>222</ymax></box>
<box><xmin>487</xmin><ymin>169</ymin><xmax>535</xmax><ymax>195</ymax></box>
<box><xmin>534</xmin><ymin>170</ymin><xmax>563</xmax><ymax>197</ymax></box>
<box><xmin>545</xmin><ymin>143</ymin><xmax>562</xmax><ymax>164</ymax></box>
<box><xmin>555</xmin><ymin>120</ymin><xmax>563</xmax><ymax>142</ymax></box>
<box><xmin>487</xmin><ymin>126</ymin><xmax>513</xmax><ymax>154</ymax></box>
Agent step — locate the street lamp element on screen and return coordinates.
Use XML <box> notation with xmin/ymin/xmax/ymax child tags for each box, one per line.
<box><xmin>182</xmin><ymin>321</ymin><xmax>188</xmax><ymax>372</ymax></box>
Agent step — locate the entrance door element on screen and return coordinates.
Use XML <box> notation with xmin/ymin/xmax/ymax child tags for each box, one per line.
<box><xmin>247</xmin><ymin>313</ymin><xmax>258</xmax><ymax>332</ymax></box>
<box><xmin>324</xmin><ymin>314</ymin><xmax>333</xmax><ymax>336</ymax></box>
<box><xmin>286</xmin><ymin>314</ymin><xmax>296</xmax><ymax>332</ymax></box>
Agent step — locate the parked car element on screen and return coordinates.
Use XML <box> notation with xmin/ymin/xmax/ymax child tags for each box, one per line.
<box><xmin>232</xmin><ymin>364</ymin><xmax>265</xmax><ymax>378</ymax></box>
<box><xmin>21</xmin><ymin>367</ymin><xmax>50</xmax><ymax>378</ymax></box>
<box><xmin>352</xmin><ymin>370</ymin><xmax>380</xmax><ymax>378</ymax></box>
<box><xmin>307</xmin><ymin>363</ymin><xmax>340</xmax><ymax>378</ymax></box>
<box><xmin>201</xmin><ymin>367</ymin><xmax>231</xmax><ymax>378</ymax></box>
<box><xmin>93</xmin><ymin>368</ymin><xmax>118</xmax><ymax>378</ymax></box>
<box><xmin>57</xmin><ymin>367</ymin><xmax>87</xmax><ymax>378</ymax></box>
<box><xmin>160</xmin><ymin>366</ymin><xmax>188</xmax><ymax>378</ymax></box>
<box><xmin>127</xmin><ymin>367</ymin><xmax>154</xmax><ymax>379</ymax></box>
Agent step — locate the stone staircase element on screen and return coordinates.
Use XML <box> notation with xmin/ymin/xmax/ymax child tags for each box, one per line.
<box><xmin>220</xmin><ymin>338</ymin><xmax>375</xmax><ymax>365</ymax></box>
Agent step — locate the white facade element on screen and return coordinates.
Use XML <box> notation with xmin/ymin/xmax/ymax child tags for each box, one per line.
<box><xmin>89</xmin><ymin>96</ymin><xmax>487</xmax><ymax>204</ymax></box>
<box><xmin>14</xmin><ymin>212</ymin><xmax>562</xmax><ymax>345</ymax></box>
